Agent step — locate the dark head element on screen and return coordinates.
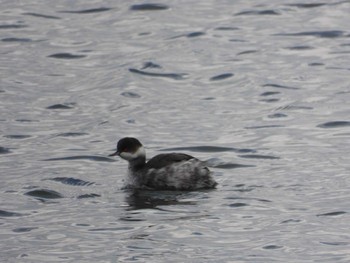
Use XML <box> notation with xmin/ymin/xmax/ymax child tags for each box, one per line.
<box><xmin>109</xmin><ymin>137</ymin><xmax>145</xmax><ymax>162</ymax></box>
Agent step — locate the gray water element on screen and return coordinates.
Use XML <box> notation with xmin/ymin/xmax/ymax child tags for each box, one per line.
<box><xmin>1</xmin><ymin>0</ymin><xmax>350</xmax><ymax>262</ymax></box>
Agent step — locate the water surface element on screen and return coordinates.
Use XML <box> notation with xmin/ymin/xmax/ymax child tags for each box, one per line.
<box><xmin>1</xmin><ymin>0</ymin><xmax>350</xmax><ymax>262</ymax></box>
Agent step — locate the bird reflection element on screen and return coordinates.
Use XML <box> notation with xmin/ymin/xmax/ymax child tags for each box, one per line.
<box><xmin>124</xmin><ymin>189</ymin><xmax>197</xmax><ymax>210</ymax></box>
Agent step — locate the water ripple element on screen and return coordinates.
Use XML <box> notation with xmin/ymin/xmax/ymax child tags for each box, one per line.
<box><xmin>275</xmin><ymin>30</ymin><xmax>346</xmax><ymax>38</ymax></box>
<box><xmin>0</xmin><ymin>24</ymin><xmax>28</xmax><ymax>29</ymax></box>
<box><xmin>238</xmin><ymin>154</ymin><xmax>280</xmax><ymax>160</ymax></box>
<box><xmin>77</xmin><ymin>193</ymin><xmax>101</xmax><ymax>199</ymax></box>
<box><xmin>48</xmin><ymin>53</ymin><xmax>86</xmax><ymax>59</ymax></box>
<box><xmin>235</xmin><ymin>10</ymin><xmax>280</xmax><ymax>16</ymax></box>
<box><xmin>0</xmin><ymin>146</ymin><xmax>12</xmax><ymax>154</ymax></box>
<box><xmin>317</xmin><ymin>121</ymin><xmax>350</xmax><ymax>128</ymax></box>
<box><xmin>129</xmin><ymin>68</ymin><xmax>186</xmax><ymax>80</ymax></box>
<box><xmin>317</xmin><ymin>211</ymin><xmax>347</xmax><ymax>217</ymax></box>
<box><xmin>130</xmin><ymin>4</ymin><xmax>169</xmax><ymax>11</ymax></box>
<box><xmin>4</xmin><ymin>135</ymin><xmax>31</xmax><ymax>139</ymax></box>
<box><xmin>42</xmin><ymin>155</ymin><xmax>115</xmax><ymax>162</ymax></box>
<box><xmin>0</xmin><ymin>210</ymin><xmax>24</xmax><ymax>217</ymax></box>
<box><xmin>210</xmin><ymin>73</ymin><xmax>234</xmax><ymax>81</ymax></box>
<box><xmin>121</xmin><ymin>91</ymin><xmax>141</xmax><ymax>98</ymax></box>
<box><xmin>12</xmin><ymin>227</ymin><xmax>38</xmax><ymax>233</ymax></box>
<box><xmin>46</xmin><ymin>103</ymin><xmax>76</xmax><ymax>109</ymax></box>
<box><xmin>262</xmin><ymin>83</ymin><xmax>300</xmax><ymax>90</ymax></box>
<box><xmin>54</xmin><ymin>132</ymin><xmax>88</xmax><ymax>137</ymax></box>
<box><xmin>22</xmin><ymin>12</ymin><xmax>61</xmax><ymax>19</ymax></box>
<box><xmin>2</xmin><ymin>38</ymin><xmax>33</xmax><ymax>42</ymax></box>
<box><xmin>287</xmin><ymin>3</ymin><xmax>328</xmax><ymax>8</ymax></box>
<box><xmin>260</xmin><ymin>91</ymin><xmax>281</xmax><ymax>96</ymax></box>
<box><xmin>228</xmin><ymin>202</ymin><xmax>249</xmax><ymax>208</ymax></box>
<box><xmin>186</xmin><ymin>32</ymin><xmax>206</xmax><ymax>38</ymax></box>
<box><xmin>59</xmin><ymin>7</ymin><xmax>112</xmax><ymax>14</ymax></box>
<box><xmin>161</xmin><ymin>146</ymin><xmax>255</xmax><ymax>153</ymax></box>
<box><xmin>25</xmin><ymin>189</ymin><xmax>63</xmax><ymax>199</ymax></box>
<box><xmin>45</xmin><ymin>177</ymin><xmax>94</xmax><ymax>186</ymax></box>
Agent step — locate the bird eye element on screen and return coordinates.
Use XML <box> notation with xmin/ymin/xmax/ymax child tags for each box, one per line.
<box><xmin>123</xmin><ymin>148</ymin><xmax>128</xmax><ymax>152</ymax></box>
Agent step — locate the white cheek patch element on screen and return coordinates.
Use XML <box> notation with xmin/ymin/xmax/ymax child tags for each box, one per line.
<box><xmin>119</xmin><ymin>146</ymin><xmax>145</xmax><ymax>161</ymax></box>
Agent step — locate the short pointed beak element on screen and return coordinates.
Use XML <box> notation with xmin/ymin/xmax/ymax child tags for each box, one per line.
<box><xmin>109</xmin><ymin>151</ymin><xmax>120</xmax><ymax>157</ymax></box>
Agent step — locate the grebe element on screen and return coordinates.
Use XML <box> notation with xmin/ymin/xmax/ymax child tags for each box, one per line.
<box><xmin>109</xmin><ymin>137</ymin><xmax>217</xmax><ymax>190</ymax></box>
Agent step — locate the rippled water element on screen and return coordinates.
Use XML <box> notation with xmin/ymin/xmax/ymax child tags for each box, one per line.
<box><xmin>1</xmin><ymin>0</ymin><xmax>350</xmax><ymax>262</ymax></box>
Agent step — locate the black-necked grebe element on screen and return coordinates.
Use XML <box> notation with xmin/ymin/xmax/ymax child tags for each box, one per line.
<box><xmin>109</xmin><ymin>137</ymin><xmax>217</xmax><ymax>190</ymax></box>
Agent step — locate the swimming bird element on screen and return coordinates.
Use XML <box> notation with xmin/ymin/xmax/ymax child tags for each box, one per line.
<box><xmin>109</xmin><ymin>137</ymin><xmax>217</xmax><ymax>190</ymax></box>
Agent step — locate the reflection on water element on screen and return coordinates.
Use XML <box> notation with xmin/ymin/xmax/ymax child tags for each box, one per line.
<box><xmin>1</xmin><ymin>0</ymin><xmax>350</xmax><ymax>262</ymax></box>
<box><xmin>124</xmin><ymin>190</ymin><xmax>197</xmax><ymax>210</ymax></box>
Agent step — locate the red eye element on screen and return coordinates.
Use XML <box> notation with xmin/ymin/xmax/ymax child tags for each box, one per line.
<box><xmin>123</xmin><ymin>148</ymin><xmax>128</xmax><ymax>152</ymax></box>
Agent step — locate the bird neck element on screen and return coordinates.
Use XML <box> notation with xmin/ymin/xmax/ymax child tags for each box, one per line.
<box><xmin>128</xmin><ymin>156</ymin><xmax>146</xmax><ymax>171</ymax></box>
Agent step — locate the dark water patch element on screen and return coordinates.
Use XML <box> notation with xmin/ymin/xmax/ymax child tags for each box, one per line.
<box><xmin>286</xmin><ymin>45</ymin><xmax>314</xmax><ymax>50</ymax></box>
<box><xmin>129</xmin><ymin>68</ymin><xmax>186</xmax><ymax>80</ymax></box>
<box><xmin>141</xmin><ymin>62</ymin><xmax>161</xmax><ymax>69</ymax></box>
<box><xmin>43</xmin><ymin>155</ymin><xmax>115</xmax><ymax>162</ymax></box>
<box><xmin>124</xmin><ymin>190</ymin><xmax>196</xmax><ymax>210</ymax></box>
<box><xmin>59</xmin><ymin>7</ymin><xmax>112</xmax><ymax>14</ymax></box>
<box><xmin>126</xmin><ymin>119</ymin><xmax>136</xmax><ymax>124</ymax></box>
<box><xmin>45</xmin><ymin>177</ymin><xmax>94</xmax><ymax>186</ymax></box>
<box><xmin>121</xmin><ymin>91</ymin><xmax>141</xmax><ymax>98</ymax></box>
<box><xmin>317</xmin><ymin>211</ymin><xmax>347</xmax><ymax>217</ymax></box>
<box><xmin>280</xmin><ymin>219</ymin><xmax>301</xmax><ymax>224</ymax></box>
<box><xmin>25</xmin><ymin>189</ymin><xmax>63</xmax><ymax>199</ymax></box>
<box><xmin>262</xmin><ymin>83</ymin><xmax>300</xmax><ymax>90</ymax></box>
<box><xmin>260</xmin><ymin>98</ymin><xmax>280</xmax><ymax>103</ymax></box>
<box><xmin>230</xmin><ymin>184</ymin><xmax>259</xmax><ymax>193</ymax></box>
<box><xmin>0</xmin><ymin>24</ymin><xmax>28</xmax><ymax>29</ymax></box>
<box><xmin>130</xmin><ymin>4</ymin><xmax>169</xmax><ymax>11</ymax></box>
<box><xmin>246</xmin><ymin>125</ymin><xmax>284</xmax><ymax>129</ymax></box>
<box><xmin>0</xmin><ymin>146</ymin><xmax>12</xmax><ymax>154</ymax></box>
<box><xmin>317</xmin><ymin>121</ymin><xmax>350</xmax><ymax>128</ymax></box>
<box><xmin>187</xmin><ymin>32</ymin><xmax>205</xmax><ymax>38</ymax></box>
<box><xmin>4</xmin><ymin>135</ymin><xmax>31</xmax><ymax>139</ymax></box>
<box><xmin>309</xmin><ymin>62</ymin><xmax>324</xmax><ymax>66</ymax></box>
<box><xmin>275</xmin><ymin>30</ymin><xmax>345</xmax><ymax>38</ymax></box>
<box><xmin>55</xmin><ymin>132</ymin><xmax>88</xmax><ymax>137</ymax></box>
<box><xmin>225</xmin><ymin>196</ymin><xmax>272</xmax><ymax>203</ymax></box>
<box><xmin>2</xmin><ymin>38</ymin><xmax>33</xmax><ymax>42</ymax></box>
<box><xmin>320</xmin><ymin>241</ymin><xmax>349</xmax><ymax>246</ymax></box>
<box><xmin>235</xmin><ymin>10</ymin><xmax>280</xmax><ymax>16</ymax></box>
<box><xmin>228</xmin><ymin>203</ymin><xmax>249</xmax><ymax>208</ymax></box>
<box><xmin>229</xmin><ymin>39</ymin><xmax>247</xmax><ymax>43</ymax></box>
<box><xmin>46</xmin><ymin>103</ymin><xmax>75</xmax><ymax>109</ymax></box>
<box><xmin>215</xmin><ymin>27</ymin><xmax>239</xmax><ymax>31</ymax></box>
<box><xmin>238</xmin><ymin>154</ymin><xmax>280</xmax><ymax>160</ymax></box>
<box><xmin>287</xmin><ymin>3</ymin><xmax>327</xmax><ymax>8</ymax></box>
<box><xmin>161</xmin><ymin>146</ymin><xmax>255</xmax><ymax>153</ymax></box>
<box><xmin>16</xmin><ymin>119</ymin><xmax>39</xmax><ymax>122</ymax></box>
<box><xmin>48</xmin><ymin>53</ymin><xmax>86</xmax><ymax>59</ymax></box>
<box><xmin>260</xmin><ymin>91</ymin><xmax>281</xmax><ymax>96</ymax></box>
<box><xmin>0</xmin><ymin>210</ymin><xmax>24</xmax><ymax>217</ymax></box>
<box><xmin>13</xmin><ymin>227</ymin><xmax>38</xmax><ymax>233</ymax></box>
<box><xmin>23</xmin><ymin>12</ymin><xmax>61</xmax><ymax>19</ymax></box>
<box><xmin>210</xmin><ymin>73</ymin><xmax>234</xmax><ymax>81</ymax></box>
<box><xmin>268</xmin><ymin>113</ymin><xmax>288</xmax><ymax>118</ymax></box>
<box><xmin>237</xmin><ymin>50</ymin><xmax>258</xmax><ymax>56</ymax></box>
<box><xmin>277</xmin><ymin>105</ymin><xmax>313</xmax><ymax>110</ymax></box>
<box><xmin>263</xmin><ymin>245</ymin><xmax>283</xmax><ymax>250</ymax></box>
<box><xmin>120</xmin><ymin>216</ymin><xmax>145</xmax><ymax>222</ymax></box>
<box><xmin>211</xmin><ymin>163</ymin><xmax>254</xmax><ymax>169</ymax></box>
<box><xmin>89</xmin><ymin>226</ymin><xmax>134</xmax><ymax>232</ymax></box>
<box><xmin>77</xmin><ymin>193</ymin><xmax>101</xmax><ymax>199</ymax></box>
